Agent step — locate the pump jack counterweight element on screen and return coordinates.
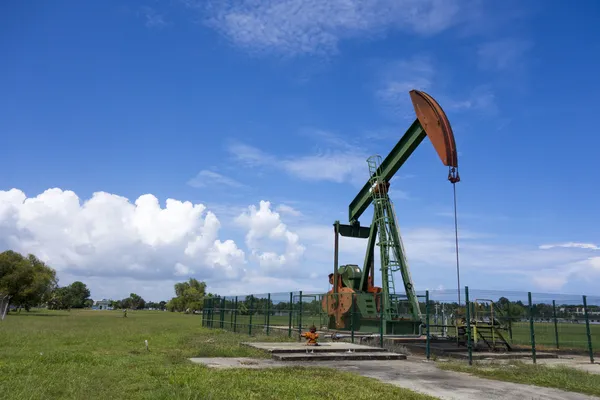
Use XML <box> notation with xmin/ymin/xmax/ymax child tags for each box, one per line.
<box><xmin>322</xmin><ymin>89</ymin><xmax>460</xmax><ymax>336</ymax></box>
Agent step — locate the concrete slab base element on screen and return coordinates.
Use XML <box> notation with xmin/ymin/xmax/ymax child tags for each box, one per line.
<box><xmin>272</xmin><ymin>351</ymin><xmax>407</xmax><ymax>361</ymax></box>
<box><xmin>404</xmin><ymin>342</ymin><xmax>559</xmax><ymax>360</ymax></box>
<box><xmin>242</xmin><ymin>341</ymin><xmax>407</xmax><ymax>361</ymax></box>
<box><xmin>189</xmin><ymin>357</ymin><xmax>287</xmax><ymax>369</ymax></box>
<box><xmin>241</xmin><ymin>341</ymin><xmax>387</xmax><ymax>353</ymax></box>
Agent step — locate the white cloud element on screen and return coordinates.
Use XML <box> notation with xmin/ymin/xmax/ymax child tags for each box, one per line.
<box><xmin>139</xmin><ymin>6</ymin><xmax>168</xmax><ymax>28</ymax></box>
<box><xmin>235</xmin><ymin>200</ymin><xmax>305</xmax><ymax>273</ymax></box>
<box><xmin>477</xmin><ymin>38</ymin><xmax>534</xmax><ymax>71</ymax></box>
<box><xmin>276</xmin><ymin>204</ymin><xmax>302</xmax><ymax>217</ymax></box>
<box><xmin>375</xmin><ymin>55</ymin><xmax>498</xmax><ymax>120</ymax></box>
<box><xmin>227</xmin><ymin>139</ymin><xmax>371</xmax><ymax>186</ymax></box>
<box><xmin>187</xmin><ymin>169</ymin><xmax>245</xmax><ymax>188</ymax></box>
<box><xmin>375</xmin><ymin>55</ymin><xmax>435</xmax><ymax>120</ymax></box>
<box><xmin>0</xmin><ymin>188</ymin><xmax>246</xmax><ymax>284</ymax></box>
<box><xmin>294</xmin><ymin>222</ymin><xmax>600</xmax><ymax>294</ymax></box>
<box><xmin>539</xmin><ymin>242</ymin><xmax>599</xmax><ymax>251</ymax></box>
<box><xmin>2</xmin><ymin>187</ymin><xmax>597</xmax><ymax>302</ymax></box>
<box><xmin>190</xmin><ymin>0</ymin><xmax>473</xmax><ymax>57</ymax></box>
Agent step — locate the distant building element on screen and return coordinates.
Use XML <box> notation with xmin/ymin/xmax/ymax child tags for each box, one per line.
<box><xmin>94</xmin><ymin>299</ymin><xmax>112</xmax><ymax>310</ymax></box>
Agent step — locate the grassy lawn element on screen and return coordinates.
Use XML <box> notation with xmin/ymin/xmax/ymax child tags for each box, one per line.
<box><xmin>437</xmin><ymin>360</ymin><xmax>600</xmax><ymax>397</ymax></box>
<box><xmin>0</xmin><ymin>309</ymin><xmax>436</xmax><ymax>400</ymax></box>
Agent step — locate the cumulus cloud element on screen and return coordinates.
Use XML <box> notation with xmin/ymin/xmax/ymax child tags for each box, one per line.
<box><xmin>192</xmin><ymin>0</ymin><xmax>470</xmax><ymax>57</ymax></box>
<box><xmin>0</xmin><ymin>188</ymin><xmax>246</xmax><ymax>282</ymax></box>
<box><xmin>2</xmin><ymin>187</ymin><xmax>597</xmax><ymax>300</ymax></box>
<box><xmin>235</xmin><ymin>200</ymin><xmax>305</xmax><ymax>273</ymax></box>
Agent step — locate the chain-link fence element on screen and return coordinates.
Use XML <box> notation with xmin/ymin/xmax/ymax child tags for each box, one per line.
<box><xmin>202</xmin><ymin>287</ymin><xmax>598</xmax><ymax>364</ymax></box>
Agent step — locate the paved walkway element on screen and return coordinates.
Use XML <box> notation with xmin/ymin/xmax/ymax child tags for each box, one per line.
<box><xmin>329</xmin><ymin>358</ymin><xmax>598</xmax><ymax>400</ymax></box>
<box><xmin>190</xmin><ymin>356</ymin><xmax>598</xmax><ymax>400</ymax></box>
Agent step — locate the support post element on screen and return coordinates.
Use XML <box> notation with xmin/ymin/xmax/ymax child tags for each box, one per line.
<box><xmin>248</xmin><ymin>296</ymin><xmax>254</xmax><ymax>336</ymax></box>
<box><xmin>266</xmin><ymin>293</ymin><xmax>271</xmax><ymax>336</ymax></box>
<box><xmin>351</xmin><ymin>293</ymin><xmax>356</xmax><ymax>344</ymax></box>
<box><xmin>208</xmin><ymin>298</ymin><xmax>212</xmax><ymax>328</ymax></box>
<box><xmin>220</xmin><ymin>297</ymin><xmax>225</xmax><ymax>328</ymax></box>
<box><xmin>288</xmin><ymin>292</ymin><xmax>293</xmax><ymax>338</ymax></box>
<box><xmin>465</xmin><ymin>286</ymin><xmax>472</xmax><ymax>366</ymax></box>
<box><xmin>583</xmin><ymin>295</ymin><xmax>595</xmax><ymax>364</ymax></box>
<box><xmin>379</xmin><ymin>292</ymin><xmax>384</xmax><ymax>348</ymax></box>
<box><xmin>426</xmin><ymin>290</ymin><xmax>431</xmax><ymax>361</ymax></box>
<box><xmin>230</xmin><ymin>298</ymin><xmax>234</xmax><ymax>329</ymax></box>
<box><xmin>333</xmin><ymin>222</ymin><xmax>339</xmax><ymax>297</ymax></box>
<box><xmin>552</xmin><ymin>300</ymin><xmax>559</xmax><ymax>349</ymax></box>
<box><xmin>298</xmin><ymin>291</ymin><xmax>303</xmax><ymax>340</ymax></box>
<box><xmin>207</xmin><ymin>298</ymin><xmax>212</xmax><ymax>328</ymax></box>
<box><xmin>233</xmin><ymin>296</ymin><xmax>238</xmax><ymax>333</ymax></box>
<box><xmin>528</xmin><ymin>292</ymin><xmax>536</xmax><ymax>364</ymax></box>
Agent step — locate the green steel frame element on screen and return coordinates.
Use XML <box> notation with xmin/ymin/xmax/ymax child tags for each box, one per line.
<box><xmin>331</xmin><ymin>118</ymin><xmax>429</xmax><ymax>334</ymax></box>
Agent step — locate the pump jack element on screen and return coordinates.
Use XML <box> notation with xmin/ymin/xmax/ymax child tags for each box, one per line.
<box><xmin>322</xmin><ymin>90</ymin><xmax>460</xmax><ymax>335</ymax></box>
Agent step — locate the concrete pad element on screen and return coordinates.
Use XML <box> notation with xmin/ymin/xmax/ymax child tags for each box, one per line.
<box><xmin>189</xmin><ymin>357</ymin><xmax>287</xmax><ymax>369</ymax></box>
<box><xmin>241</xmin><ymin>341</ymin><xmax>387</xmax><ymax>353</ymax></box>
<box><xmin>272</xmin><ymin>351</ymin><xmax>407</xmax><ymax>362</ymax></box>
<box><xmin>405</xmin><ymin>343</ymin><xmax>558</xmax><ymax>360</ymax></box>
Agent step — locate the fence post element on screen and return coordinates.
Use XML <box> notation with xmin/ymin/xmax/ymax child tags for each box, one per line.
<box><xmin>528</xmin><ymin>292</ymin><xmax>536</xmax><ymax>364</ymax></box>
<box><xmin>426</xmin><ymin>290</ymin><xmax>431</xmax><ymax>360</ymax></box>
<box><xmin>552</xmin><ymin>300</ymin><xmax>559</xmax><ymax>350</ymax></box>
<box><xmin>220</xmin><ymin>297</ymin><xmax>225</xmax><ymax>329</ymax></box>
<box><xmin>202</xmin><ymin>300</ymin><xmax>206</xmax><ymax>327</ymax></box>
<box><xmin>583</xmin><ymin>295</ymin><xmax>595</xmax><ymax>364</ymax></box>
<box><xmin>288</xmin><ymin>292</ymin><xmax>293</xmax><ymax>338</ymax></box>
<box><xmin>351</xmin><ymin>293</ymin><xmax>356</xmax><ymax>344</ymax></box>
<box><xmin>233</xmin><ymin>296</ymin><xmax>238</xmax><ymax>333</ymax></box>
<box><xmin>266</xmin><ymin>293</ymin><xmax>271</xmax><ymax>336</ymax></box>
<box><xmin>465</xmin><ymin>286</ymin><xmax>472</xmax><ymax>366</ymax></box>
<box><xmin>207</xmin><ymin>297</ymin><xmax>212</xmax><ymax>328</ymax></box>
<box><xmin>248</xmin><ymin>296</ymin><xmax>254</xmax><ymax>336</ymax></box>
<box><xmin>207</xmin><ymin>298</ymin><xmax>211</xmax><ymax>328</ymax></box>
<box><xmin>298</xmin><ymin>291</ymin><xmax>303</xmax><ymax>340</ymax></box>
<box><xmin>379</xmin><ymin>293</ymin><xmax>384</xmax><ymax>348</ymax></box>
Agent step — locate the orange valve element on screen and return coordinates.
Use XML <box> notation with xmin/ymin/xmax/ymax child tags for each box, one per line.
<box><xmin>301</xmin><ymin>325</ymin><xmax>319</xmax><ymax>346</ymax></box>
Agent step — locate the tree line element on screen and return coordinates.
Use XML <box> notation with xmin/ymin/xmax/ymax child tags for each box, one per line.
<box><xmin>0</xmin><ymin>250</ymin><xmax>221</xmax><ymax>317</ymax></box>
<box><xmin>0</xmin><ymin>250</ymin><xmax>97</xmax><ymax>315</ymax></box>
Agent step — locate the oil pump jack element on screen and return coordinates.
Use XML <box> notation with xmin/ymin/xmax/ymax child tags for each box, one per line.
<box><xmin>322</xmin><ymin>90</ymin><xmax>460</xmax><ymax>335</ymax></box>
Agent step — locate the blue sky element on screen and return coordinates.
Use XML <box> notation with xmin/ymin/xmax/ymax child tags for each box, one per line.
<box><xmin>1</xmin><ymin>0</ymin><xmax>599</xmax><ymax>301</ymax></box>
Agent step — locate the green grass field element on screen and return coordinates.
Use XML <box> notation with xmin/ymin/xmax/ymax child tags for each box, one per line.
<box><xmin>0</xmin><ymin>310</ymin><xmax>436</xmax><ymax>400</ymax></box>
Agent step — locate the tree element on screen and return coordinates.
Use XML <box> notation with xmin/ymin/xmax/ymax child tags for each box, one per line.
<box><xmin>167</xmin><ymin>278</ymin><xmax>208</xmax><ymax>312</ymax></box>
<box><xmin>68</xmin><ymin>281</ymin><xmax>91</xmax><ymax>308</ymax></box>
<box><xmin>47</xmin><ymin>286</ymin><xmax>74</xmax><ymax>310</ymax></box>
<box><xmin>0</xmin><ymin>250</ymin><xmax>58</xmax><ymax>312</ymax></box>
<box><xmin>121</xmin><ymin>293</ymin><xmax>145</xmax><ymax>310</ymax></box>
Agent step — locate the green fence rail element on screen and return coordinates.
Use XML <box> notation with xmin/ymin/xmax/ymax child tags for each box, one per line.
<box><xmin>201</xmin><ymin>287</ymin><xmax>599</xmax><ymax>364</ymax></box>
